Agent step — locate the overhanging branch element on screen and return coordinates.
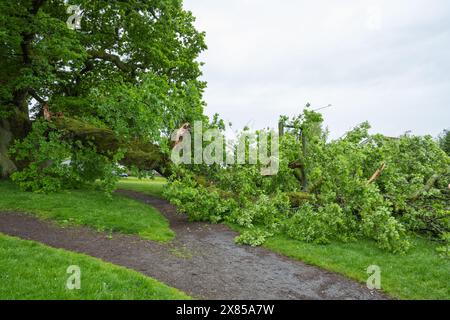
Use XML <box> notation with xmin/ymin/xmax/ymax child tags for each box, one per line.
<box><xmin>28</xmin><ymin>88</ymin><xmax>46</xmax><ymax>105</ymax></box>
<box><xmin>87</xmin><ymin>49</ymin><xmax>133</xmax><ymax>73</ymax></box>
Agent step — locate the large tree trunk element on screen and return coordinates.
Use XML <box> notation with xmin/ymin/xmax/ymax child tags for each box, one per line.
<box><xmin>0</xmin><ymin>0</ymin><xmax>43</xmax><ymax>178</ymax></box>
<box><xmin>53</xmin><ymin>117</ymin><xmax>173</xmax><ymax>176</ymax></box>
<box><xmin>0</xmin><ymin>112</ymin><xmax>32</xmax><ymax>178</ymax></box>
<box><xmin>0</xmin><ymin>99</ymin><xmax>32</xmax><ymax>178</ymax></box>
<box><xmin>1</xmin><ymin>113</ymin><xmax>173</xmax><ymax>179</ymax></box>
<box><xmin>0</xmin><ymin>119</ymin><xmax>17</xmax><ymax>178</ymax></box>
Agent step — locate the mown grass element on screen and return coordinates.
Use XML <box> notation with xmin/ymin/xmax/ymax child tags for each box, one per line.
<box><xmin>124</xmin><ymin>178</ymin><xmax>450</xmax><ymax>300</ymax></box>
<box><xmin>2</xmin><ymin>178</ymin><xmax>448</xmax><ymax>300</ymax></box>
<box><xmin>0</xmin><ymin>180</ymin><xmax>174</xmax><ymax>242</ymax></box>
<box><xmin>0</xmin><ymin>234</ymin><xmax>190</xmax><ymax>300</ymax></box>
<box><xmin>265</xmin><ymin>235</ymin><xmax>450</xmax><ymax>300</ymax></box>
<box><xmin>116</xmin><ymin>177</ymin><xmax>167</xmax><ymax>198</ymax></box>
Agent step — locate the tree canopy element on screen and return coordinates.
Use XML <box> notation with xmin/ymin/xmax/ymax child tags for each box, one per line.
<box><xmin>0</xmin><ymin>0</ymin><xmax>207</xmax><ymax>187</ymax></box>
<box><xmin>438</xmin><ymin>129</ymin><xmax>450</xmax><ymax>156</ymax></box>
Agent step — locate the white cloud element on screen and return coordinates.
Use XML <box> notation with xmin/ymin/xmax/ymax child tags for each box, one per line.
<box><xmin>185</xmin><ymin>0</ymin><xmax>450</xmax><ymax>138</ymax></box>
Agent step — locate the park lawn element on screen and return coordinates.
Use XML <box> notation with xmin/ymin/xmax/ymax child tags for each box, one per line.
<box><xmin>264</xmin><ymin>234</ymin><xmax>450</xmax><ymax>300</ymax></box>
<box><xmin>2</xmin><ymin>178</ymin><xmax>447</xmax><ymax>299</ymax></box>
<box><xmin>119</xmin><ymin>178</ymin><xmax>450</xmax><ymax>299</ymax></box>
<box><xmin>227</xmin><ymin>223</ymin><xmax>450</xmax><ymax>300</ymax></box>
<box><xmin>0</xmin><ymin>234</ymin><xmax>190</xmax><ymax>300</ymax></box>
<box><xmin>116</xmin><ymin>176</ymin><xmax>167</xmax><ymax>198</ymax></box>
<box><xmin>0</xmin><ymin>180</ymin><xmax>174</xmax><ymax>242</ymax></box>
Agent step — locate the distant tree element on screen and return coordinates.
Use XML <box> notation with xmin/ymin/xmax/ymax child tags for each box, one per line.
<box><xmin>438</xmin><ymin>130</ymin><xmax>450</xmax><ymax>156</ymax></box>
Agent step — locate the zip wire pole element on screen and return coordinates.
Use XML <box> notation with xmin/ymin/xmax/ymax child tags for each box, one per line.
<box><xmin>313</xmin><ymin>104</ymin><xmax>333</xmax><ymax>112</ymax></box>
<box><xmin>277</xmin><ymin>104</ymin><xmax>333</xmax><ymax>190</ymax></box>
<box><xmin>279</xmin><ymin>104</ymin><xmax>333</xmax><ymax>136</ymax></box>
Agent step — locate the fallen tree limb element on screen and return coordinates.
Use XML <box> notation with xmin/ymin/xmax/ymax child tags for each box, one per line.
<box><xmin>286</xmin><ymin>192</ymin><xmax>314</xmax><ymax>207</ymax></box>
<box><xmin>410</xmin><ymin>174</ymin><xmax>441</xmax><ymax>201</ymax></box>
<box><xmin>367</xmin><ymin>162</ymin><xmax>386</xmax><ymax>185</ymax></box>
<box><xmin>306</xmin><ymin>177</ymin><xmax>323</xmax><ymax>193</ymax></box>
<box><xmin>52</xmin><ymin>117</ymin><xmax>173</xmax><ymax>176</ymax></box>
<box><xmin>289</xmin><ymin>159</ymin><xmax>308</xmax><ymax>191</ymax></box>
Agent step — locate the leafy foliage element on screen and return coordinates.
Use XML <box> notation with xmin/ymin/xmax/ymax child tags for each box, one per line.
<box><xmin>10</xmin><ymin>120</ymin><xmax>122</xmax><ymax>193</ymax></box>
<box><xmin>165</xmin><ymin>108</ymin><xmax>450</xmax><ymax>254</ymax></box>
<box><xmin>438</xmin><ymin>129</ymin><xmax>450</xmax><ymax>156</ymax></box>
<box><xmin>1</xmin><ymin>0</ymin><xmax>207</xmax><ymax>186</ymax></box>
<box><xmin>284</xmin><ymin>203</ymin><xmax>355</xmax><ymax>245</ymax></box>
<box><xmin>235</xmin><ymin>229</ymin><xmax>273</xmax><ymax>247</ymax></box>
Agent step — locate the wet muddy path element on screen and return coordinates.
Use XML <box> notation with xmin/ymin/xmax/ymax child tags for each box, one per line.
<box><xmin>0</xmin><ymin>190</ymin><xmax>388</xmax><ymax>300</ymax></box>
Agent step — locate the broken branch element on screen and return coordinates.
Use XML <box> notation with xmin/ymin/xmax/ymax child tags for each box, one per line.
<box><xmin>367</xmin><ymin>162</ymin><xmax>386</xmax><ymax>185</ymax></box>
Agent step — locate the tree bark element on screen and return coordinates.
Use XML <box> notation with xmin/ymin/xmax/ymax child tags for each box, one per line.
<box><xmin>0</xmin><ymin>119</ymin><xmax>18</xmax><ymax>178</ymax></box>
<box><xmin>300</xmin><ymin>129</ymin><xmax>308</xmax><ymax>191</ymax></box>
<box><xmin>410</xmin><ymin>174</ymin><xmax>440</xmax><ymax>201</ymax></box>
<box><xmin>367</xmin><ymin>162</ymin><xmax>386</xmax><ymax>185</ymax></box>
<box><xmin>0</xmin><ymin>1</ymin><xmax>44</xmax><ymax>178</ymax></box>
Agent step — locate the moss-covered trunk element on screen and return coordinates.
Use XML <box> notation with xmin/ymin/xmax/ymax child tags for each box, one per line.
<box><xmin>1</xmin><ymin>109</ymin><xmax>173</xmax><ymax>179</ymax></box>
<box><xmin>0</xmin><ymin>115</ymin><xmax>32</xmax><ymax>178</ymax></box>
<box><xmin>0</xmin><ymin>119</ymin><xmax>17</xmax><ymax>178</ymax></box>
<box><xmin>53</xmin><ymin>117</ymin><xmax>173</xmax><ymax>176</ymax></box>
<box><xmin>0</xmin><ymin>102</ymin><xmax>32</xmax><ymax>178</ymax></box>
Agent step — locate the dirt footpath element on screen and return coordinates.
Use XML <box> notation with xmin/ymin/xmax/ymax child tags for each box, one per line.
<box><xmin>0</xmin><ymin>190</ymin><xmax>388</xmax><ymax>300</ymax></box>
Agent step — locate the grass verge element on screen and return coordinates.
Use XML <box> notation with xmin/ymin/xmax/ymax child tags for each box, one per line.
<box><xmin>125</xmin><ymin>178</ymin><xmax>450</xmax><ymax>299</ymax></box>
<box><xmin>0</xmin><ymin>180</ymin><xmax>174</xmax><ymax>242</ymax></box>
<box><xmin>116</xmin><ymin>177</ymin><xmax>167</xmax><ymax>198</ymax></box>
<box><xmin>0</xmin><ymin>233</ymin><xmax>189</xmax><ymax>300</ymax></box>
<box><xmin>4</xmin><ymin>178</ymin><xmax>447</xmax><ymax>300</ymax></box>
<box><xmin>264</xmin><ymin>234</ymin><xmax>449</xmax><ymax>300</ymax></box>
<box><xmin>119</xmin><ymin>178</ymin><xmax>450</xmax><ymax>299</ymax></box>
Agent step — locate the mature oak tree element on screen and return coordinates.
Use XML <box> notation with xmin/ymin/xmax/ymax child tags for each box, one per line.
<box><xmin>0</xmin><ymin>0</ymin><xmax>207</xmax><ymax>178</ymax></box>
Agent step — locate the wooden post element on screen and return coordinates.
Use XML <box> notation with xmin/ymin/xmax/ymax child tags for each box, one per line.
<box><xmin>300</xmin><ymin>127</ymin><xmax>308</xmax><ymax>191</ymax></box>
<box><xmin>278</xmin><ymin>121</ymin><xmax>284</xmax><ymax>137</ymax></box>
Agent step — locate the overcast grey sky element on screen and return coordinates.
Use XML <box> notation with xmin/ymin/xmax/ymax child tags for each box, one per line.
<box><xmin>184</xmin><ymin>0</ymin><xmax>450</xmax><ymax>138</ymax></box>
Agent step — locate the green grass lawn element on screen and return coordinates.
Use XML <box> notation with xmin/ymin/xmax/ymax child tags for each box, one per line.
<box><xmin>116</xmin><ymin>176</ymin><xmax>167</xmax><ymax>198</ymax></box>
<box><xmin>0</xmin><ymin>180</ymin><xmax>174</xmax><ymax>242</ymax></box>
<box><xmin>265</xmin><ymin>235</ymin><xmax>450</xmax><ymax>300</ymax></box>
<box><xmin>120</xmin><ymin>179</ymin><xmax>449</xmax><ymax>300</ymax></box>
<box><xmin>226</xmin><ymin>224</ymin><xmax>449</xmax><ymax>300</ymax></box>
<box><xmin>0</xmin><ymin>234</ymin><xmax>189</xmax><ymax>300</ymax></box>
<box><xmin>2</xmin><ymin>178</ymin><xmax>448</xmax><ymax>300</ymax></box>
